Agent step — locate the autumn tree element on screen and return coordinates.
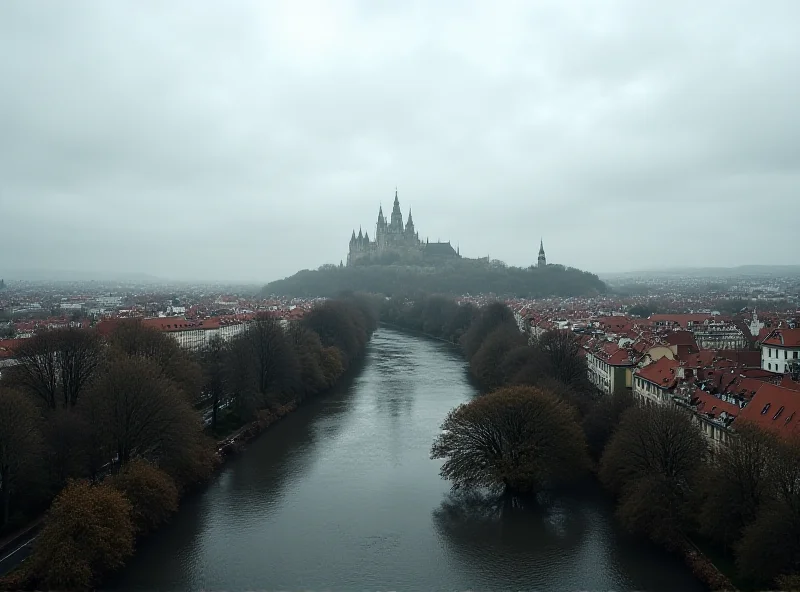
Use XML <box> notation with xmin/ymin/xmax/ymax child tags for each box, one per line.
<box><xmin>698</xmin><ymin>423</ymin><xmax>777</xmax><ymax>548</ymax></box>
<box><xmin>0</xmin><ymin>388</ymin><xmax>42</xmax><ymax>526</ymax></box>
<box><xmin>28</xmin><ymin>480</ymin><xmax>134</xmax><ymax>590</ymax></box>
<box><xmin>600</xmin><ymin>403</ymin><xmax>706</xmax><ymax>547</ymax></box>
<box><xmin>286</xmin><ymin>324</ymin><xmax>327</xmax><ymax>398</ymax></box>
<box><xmin>7</xmin><ymin>328</ymin><xmax>103</xmax><ymax>409</ymax></box>
<box><xmin>320</xmin><ymin>346</ymin><xmax>345</xmax><ymax>387</ymax></box>
<box><xmin>107</xmin><ymin>459</ymin><xmax>179</xmax><ymax>535</ymax></box>
<box><xmin>431</xmin><ymin>385</ymin><xmax>588</xmax><ymax>493</ymax></box>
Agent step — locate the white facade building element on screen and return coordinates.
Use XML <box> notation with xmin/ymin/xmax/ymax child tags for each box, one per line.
<box><xmin>761</xmin><ymin>328</ymin><xmax>800</xmax><ymax>374</ymax></box>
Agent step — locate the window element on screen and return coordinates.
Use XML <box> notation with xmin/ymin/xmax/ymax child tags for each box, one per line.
<box><xmin>773</xmin><ymin>406</ymin><xmax>785</xmax><ymax>420</ymax></box>
<box><xmin>785</xmin><ymin>350</ymin><xmax>789</xmax><ymax>359</ymax></box>
<box><xmin>761</xmin><ymin>403</ymin><xmax>771</xmax><ymax>415</ymax></box>
<box><xmin>795</xmin><ymin>351</ymin><xmax>798</xmax><ymax>359</ymax></box>
<box><xmin>768</xmin><ymin>363</ymin><xmax>772</xmax><ymax>370</ymax></box>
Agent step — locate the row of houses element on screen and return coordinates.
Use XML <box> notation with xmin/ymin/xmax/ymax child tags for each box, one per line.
<box><xmin>516</xmin><ymin>308</ymin><xmax>800</xmax><ymax>445</ymax></box>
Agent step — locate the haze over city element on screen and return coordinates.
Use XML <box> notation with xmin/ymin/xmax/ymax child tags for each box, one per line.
<box><xmin>1</xmin><ymin>0</ymin><xmax>799</xmax><ymax>282</ymax></box>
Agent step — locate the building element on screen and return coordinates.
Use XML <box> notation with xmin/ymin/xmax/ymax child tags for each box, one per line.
<box><xmin>648</xmin><ymin>314</ymin><xmax>748</xmax><ymax>350</ymax></box>
<box><xmin>761</xmin><ymin>327</ymin><xmax>800</xmax><ymax>374</ymax></box>
<box><xmin>347</xmin><ymin>190</ymin><xmax>460</xmax><ymax>266</ymax></box>
<box><xmin>586</xmin><ymin>342</ymin><xmax>635</xmax><ymax>395</ymax></box>
<box><xmin>633</xmin><ymin>356</ymin><xmax>679</xmax><ymax>405</ymax></box>
<box><xmin>538</xmin><ymin>240</ymin><xmax>546</xmax><ymax>268</ymax></box>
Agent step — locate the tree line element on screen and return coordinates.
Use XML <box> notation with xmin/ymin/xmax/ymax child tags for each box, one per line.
<box><xmin>383</xmin><ymin>294</ymin><xmax>799</xmax><ymax>590</ymax></box>
<box><xmin>0</xmin><ymin>294</ymin><xmax>377</xmax><ymax>590</ymax></box>
<box><xmin>265</xmin><ymin>259</ymin><xmax>607</xmax><ymax>299</ymax></box>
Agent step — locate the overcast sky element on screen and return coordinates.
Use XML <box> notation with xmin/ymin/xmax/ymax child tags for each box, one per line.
<box><xmin>1</xmin><ymin>1</ymin><xmax>799</xmax><ymax>282</ymax></box>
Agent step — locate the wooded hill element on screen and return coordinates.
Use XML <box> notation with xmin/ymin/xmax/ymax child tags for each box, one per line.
<box><xmin>264</xmin><ymin>260</ymin><xmax>606</xmax><ymax>298</ymax></box>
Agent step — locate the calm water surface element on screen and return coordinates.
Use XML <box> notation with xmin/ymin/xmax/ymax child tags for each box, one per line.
<box><xmin>109</xmin><ymin>329</ymin><xmax>704</xmax><ymax>591</ymax></box>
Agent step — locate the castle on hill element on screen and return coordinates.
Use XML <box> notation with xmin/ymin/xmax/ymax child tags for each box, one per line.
<box><xmin>347</xmin><ymin>190</ymin><xmax>460</xmax><ymax>266</ymax></box>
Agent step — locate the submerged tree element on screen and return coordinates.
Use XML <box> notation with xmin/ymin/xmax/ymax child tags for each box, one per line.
<box><xmin>431</xmin><ymin>385</ymin><xmax>588</xmax><ymax>493</ymax></box>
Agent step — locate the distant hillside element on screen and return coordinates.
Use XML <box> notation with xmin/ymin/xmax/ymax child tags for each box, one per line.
<box><xmin>264</xmin><ymin>260</ymin><xmax>606</xmax><ymax>298</ymax></box>
<box><xmin>601</xmin><ymin>265</ymin><xmax>800</xmax><ymax>279</ymax></box>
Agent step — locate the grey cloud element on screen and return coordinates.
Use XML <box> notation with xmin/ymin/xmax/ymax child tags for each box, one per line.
<box><xmin>1</xmin><ymin>0</ymin><xmax>799</xmax><ymax>281</ymax></box>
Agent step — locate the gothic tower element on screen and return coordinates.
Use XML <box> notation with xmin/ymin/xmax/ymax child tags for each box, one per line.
<box><xmin>390</xmin><ymin>189</ymin><xmax>404</xmax><ymax>232</ymax></box>
<box><xmin>405</xmin><ymin>208</ymin><xmax>415</xmax><ymax>237</ymax></box>
<box><xmin>538</xmin><ymin>239</ymin><xmax>547</xmax><ymax>268</ymax></box>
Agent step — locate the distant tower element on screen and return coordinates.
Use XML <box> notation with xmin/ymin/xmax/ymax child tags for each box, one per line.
<box><xmin>405</xmin><ymin>208</ymin><xmax>415</xmax><ymax>237</ymax></box>
<box><xmin>538</xmin><ymin>239</ymin><xmax>546</xmax><ymax>268</ymax></box>
<box><xmin>390</xmin><ymin>189</ymin><xmax>404</xmax><ymax>232</ymax></box>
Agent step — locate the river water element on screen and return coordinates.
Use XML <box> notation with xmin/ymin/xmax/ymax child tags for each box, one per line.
<box><xmin>109</xmin><ymin>329</ymin><xmax>704</xmax><ymax>591</ymax></box>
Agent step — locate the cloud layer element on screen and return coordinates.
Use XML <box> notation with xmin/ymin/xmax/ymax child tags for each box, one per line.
<box><xmin>1</xmin><ymin>0</ymin><xmax>798</xmax><ymax>281</ymax></box>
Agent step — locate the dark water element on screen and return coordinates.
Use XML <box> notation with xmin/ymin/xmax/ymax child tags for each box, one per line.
<box><xmin>109</xmin><ymin>329</ymin><xmax>704</xmax><ymax>591</ymax></box>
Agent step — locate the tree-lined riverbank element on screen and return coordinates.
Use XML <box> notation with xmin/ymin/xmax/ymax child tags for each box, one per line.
<box><xmin>104</xmin><ymin>329</ymin><xmax>703</xmax><ymax>591</ymax></box>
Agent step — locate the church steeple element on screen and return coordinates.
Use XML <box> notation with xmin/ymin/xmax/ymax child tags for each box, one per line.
<box><xmin>538</xmin><ymin>239</ymin><xmax>546</xmax><ymax>268</ymax></box>
<box><xmin>405</xmin><ymin>207</ymin><xmax>415</xmax><ymax>236</ymax></box>
<box><xmin>390</xmin><ymin>188</ymin><xmax>403</xmax><ymax>231</ymax></box>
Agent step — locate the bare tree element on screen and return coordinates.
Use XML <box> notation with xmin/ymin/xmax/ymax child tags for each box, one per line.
<box><xmin>201</xmin><ymin>335</ymin><xmax>229</xmax><ymax>430</ymax></box>
<box><xmin>108</xmin><ymin>321</ymin><xmax>203</xmax><ymax>401</ymax></box>
<box><xmin>79</xmin><ymin>354</ymin><xmax>189</xmax><ymax>466</ymax></box>
<box><xmin>530</xmin><ymin>329</ymin><xmax>590</xmax><ymax>392</ymax></box>
<box><xmin>8</xmin><ymin>328</ymin><xmax>103</xmax><ymax>409</ymax></box>
<box><xmin>431</xmin><ymin>385</ymin><xmax>588</xmax><ymax>493</ymax></box>
<box><xmin>698</xmin><ymin>423</ymin><xmax>777</xmax><ymax>547</ymax></box>
<box><xmin>461</xmin><ymin>302</ymin><xmax>517</xmax><ymax>360</ymax></box>
<box><xmin>735</xmin><ymin>434</ymin><xmax>800</xmax><ymax>585</ymax></box>
<box><xmin>242</xmin><ymin>314</ymin><xmax>300</xmax><ymax>406</ymax></box>
<box><xmin>469</xmin><ymin>324</ymin><xmax>527</xmax><ymax>390</ymax></box>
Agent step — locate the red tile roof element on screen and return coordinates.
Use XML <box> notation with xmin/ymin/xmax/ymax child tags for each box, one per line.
<box><xmin>666</xmin><ymin>331</ymin><xmax>699</xmax><ymax>348</ymax></box>
<box><xmin>735</xmin><ymin>383</ymin><xmax>800</xmax><ymax>437</ymax></box>
<box><xmin>637</xmin><ymin>356</ymin><xmax>680</xmax><ymax>388</ymax></box>
<box><xmin>649</xmin><ymin>314</ymin><xmax>714</xmax><ymax>328</ymax></box>
<box><xmin>693</xmin><ymin>389</ymin><xmax>741</xmax><ymax>419</ymax></box>
<box><xmin>762</xmin><ymin>328</ymin><xmax>800</xmax><ymax>348</ymax></box>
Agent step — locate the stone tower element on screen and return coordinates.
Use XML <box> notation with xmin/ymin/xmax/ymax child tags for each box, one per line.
<box><xmin>538</xmin><ymin>239</ymin><xmax>546</xmax><ymax>268</ymax></box>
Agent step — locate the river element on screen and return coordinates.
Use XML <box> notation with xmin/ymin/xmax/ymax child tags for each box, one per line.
<box><xmin>108</xmin><ymin>328</ymin><xmax>704</xmax><ymax>591</ymax></box>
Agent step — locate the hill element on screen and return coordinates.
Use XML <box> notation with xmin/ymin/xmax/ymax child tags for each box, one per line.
<box><xmin>264</xmin><ymin>260</ymin><xmax>606</xmax><ymax>298</ymax></box>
